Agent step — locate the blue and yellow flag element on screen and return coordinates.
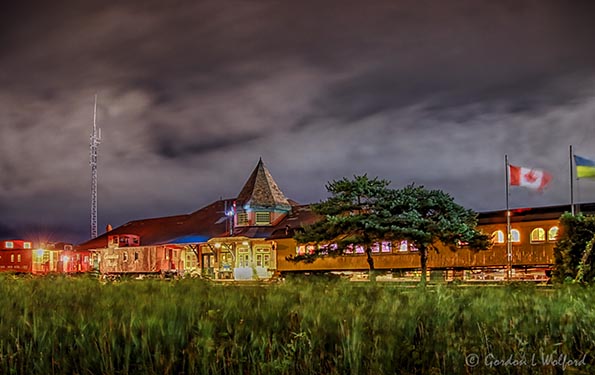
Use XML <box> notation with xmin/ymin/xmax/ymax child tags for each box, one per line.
<box><xmin>574</xmin><ymin>155</ymin><xmax>595</xmax><ymax>179</ymax></box>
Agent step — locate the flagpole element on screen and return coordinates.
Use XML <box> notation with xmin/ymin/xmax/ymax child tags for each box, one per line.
<box><xmin>570</xmin><ymin>145</ymin><xmax>575</xmax><ymax>216</ymax></box>
<box><xmin>505</xmin><ymin>154</ymin><xmax>512</xmax><ymax>282</ymax></box>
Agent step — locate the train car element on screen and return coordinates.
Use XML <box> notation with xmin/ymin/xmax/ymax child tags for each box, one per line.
<box><xmin>274</xmin><ymin>205</ymin><xmax>568</xmax><ymax>281</ymax></box>
<box><xmin>0</xmin><ymin>240</ymin><xmax>92</xmax><ymax>275</ymax></box>
<box><xmin>95</xmin><ymin>234</ymin><xmax>184</xmax><ymax>275</ymax></box>
<box><xmin>0</xmin><ymin>239</ymin><xmax>36</xmax><ymax>273</ymax></box>
<box><xmin>0</xmin><ymin>239</ymin><xmax>93</xmax><ymax>274</ymax></box>
<box><xmin>49</xmin><ymin>242</ymin><xmax>94</xmax><ymax>273</ymax></box>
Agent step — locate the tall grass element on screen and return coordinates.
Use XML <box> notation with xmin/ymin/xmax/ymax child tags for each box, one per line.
<box><xmin>0</xmin><ymin>274</ymin><xmax>593</xmax><ymax>374</ymax></box>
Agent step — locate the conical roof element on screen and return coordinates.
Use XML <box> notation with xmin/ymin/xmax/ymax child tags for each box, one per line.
<box><xmin>236</xmin><ymin>158</ymin><xmax>291</xmax><ymax>211</ymax></box>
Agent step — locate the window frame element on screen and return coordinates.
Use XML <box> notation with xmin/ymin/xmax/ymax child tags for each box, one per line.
<box><xmin>255</xmin><ymin>211</ymin><xmax>271</xmax><ymax>225</ymax></box>
<box><xmin>548</xmin><ymin>226</ymin><xmax>559</xmax><ymax>242</ymax></box>
<box><xmin>530</xmin><ymin>228</ymin><xmax>546</xmax><ymax>244</ymax></box>
<box><xmin>492</xmin><ymin>230</ymin><xmax>505</xmax><ymax>244</ymax></box>
<box><xmin>510</xmin><ymin>229</ymin><xmax>521</xmax><ymax>243</ymax></box>
<box><xmin>236</xmin><ymin>212</ymin><xmax>249</xmax><ymax>226</ymax></box>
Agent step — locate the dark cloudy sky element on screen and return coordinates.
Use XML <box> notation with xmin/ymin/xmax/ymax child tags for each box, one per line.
<box><xmin>2</xmin><ymin>1</ymin><xmax>595</xmax><ymax>244</ymax></box>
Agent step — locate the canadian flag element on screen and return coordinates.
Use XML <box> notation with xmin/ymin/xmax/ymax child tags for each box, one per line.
<box><xmin>509</xmin><ymin>165</ymin><xmax>552</xmax><ymax>191</ymax></box>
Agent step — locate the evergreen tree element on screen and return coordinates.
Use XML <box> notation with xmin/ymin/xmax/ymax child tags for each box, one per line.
<box><xmin>553</xmin><ymin>213</ymin><xmax>595</xmax><ymax>283</ymax></box>
<box><xmin>293</xmin><ymin>177</ymin><xmax>490</xmax><ymax>285</ymax></box>
<box><xmin>380</xmin><ymin>184</ymin><xmax>490</xmax><ymax>286</ymax></box>
<box><xmin>293</xmin><ymin>175</ymin><xmax>391</xmax><ymax>279</ymax></box>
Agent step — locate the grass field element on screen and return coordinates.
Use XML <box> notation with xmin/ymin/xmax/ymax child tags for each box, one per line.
<box><xmin>0</xmin><ymin>275</ymin><xmax>593</xmax><ymax>374</ymax></box>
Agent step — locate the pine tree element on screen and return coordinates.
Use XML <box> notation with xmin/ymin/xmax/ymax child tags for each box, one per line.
<box><xmin>293</xmin><ymin>177</ymin><xmax>490</xmax><ymax>285</ymax></box>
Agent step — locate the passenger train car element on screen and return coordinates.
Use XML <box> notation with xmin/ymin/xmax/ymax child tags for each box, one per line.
<box><xmin>273</xmin><ymin>205</ymin><xmax>570</xmax><ymax>281</ymax></box>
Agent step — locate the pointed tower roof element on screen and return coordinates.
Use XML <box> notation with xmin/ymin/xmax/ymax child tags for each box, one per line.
<box><xmin>236</xmin><ymin>158</ymin><xmax>291</xmax><ymax>211</ymax></box>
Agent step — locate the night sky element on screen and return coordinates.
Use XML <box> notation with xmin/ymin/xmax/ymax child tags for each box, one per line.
<box><xmin>2</xmin><ymin>1</ymin><xmax>595</xmax><ymax>245</ymax></box>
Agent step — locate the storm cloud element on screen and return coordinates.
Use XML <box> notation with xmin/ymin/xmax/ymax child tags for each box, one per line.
<box><xmin>1</xmin><ymin>1</ymin><xmax>595</xmax><ymax>244</ymax></box>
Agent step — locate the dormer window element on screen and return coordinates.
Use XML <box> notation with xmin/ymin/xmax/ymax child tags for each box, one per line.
<box><xmin>255</xmin><ymin>212</ymin><xmax>270</xmax><ymax>225</ymax></box>
<box><xmin>5</xmin><ymin>241</ymin><xmax>13</xmax><ymax>249</ymax></box>
<box><xmin>237</xmin><ymin>212</ymin><xmax>249</xmax><ymax>226</ymax></box>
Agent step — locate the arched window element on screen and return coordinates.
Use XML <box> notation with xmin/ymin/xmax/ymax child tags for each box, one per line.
<box><xmin>530</xmin><ymin>228</ymin><xmax>546</xmax><ymax>243</ymax></box>
<box><xmin>510</xmin><ymin>229</ymin><xmax>521</xmax><ymax>243</ymax></box>
<box><xmin>548</xmin><ymin>226</ymin><xmax>559</xmax><ymax>242</ymax></box>
<box><xmin>492</xmin><ymin>230</ymin><xmax>505</xmax><ymax>244</ymax></box>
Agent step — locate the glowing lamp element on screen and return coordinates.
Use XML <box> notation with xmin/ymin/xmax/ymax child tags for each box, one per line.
<box><xmin>35</xmin><ymin>249</ymin><xmax>45</xmax><ymax>257</ymax></box>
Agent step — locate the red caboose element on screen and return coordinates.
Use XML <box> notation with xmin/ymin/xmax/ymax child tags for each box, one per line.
<box><xmin>0</xmin><ymin>240</ymin><xmax>35</xmax><ymax>272</ymax></box>
<box><xmin>0</xmin><ymin>240</ymin><xmax>93</xmax><ymax>274</ymax></box>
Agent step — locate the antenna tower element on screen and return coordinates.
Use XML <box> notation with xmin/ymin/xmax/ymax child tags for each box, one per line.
<box><xmin>89</xmin><ymin>94</ymin><xmax>102</xmax><ymax>239</ymax></box>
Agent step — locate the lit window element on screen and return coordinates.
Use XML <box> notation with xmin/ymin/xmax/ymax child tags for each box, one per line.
<box><xmin>17</xmin><ymin>254</ymin><xmax>21</xmax><ymax>262</ymax></box>
<box><xmin>492</xmin><ymin>230</ymin><xmax>505</xmax><ymax>244</ymax></box>
<box><xmin>530</xmin><ymin>228</ymin><xmax>546</xmax><ymax>243</ymax></box>
<box><xmin>236</xmin><ymin>212</ymin><xmax>248</xmax><ymax>226</ymax></box>
<box><xmin>239</xmin><ymin>253</ymin><xmax>249</xmax><ymax>267</ymax></box>
<box><xmin>256</xmin><ymin>254</ymin><xmax>263</xmax><ymax>267</ymax></box>
<box><xmin>24</xmin><ymin>242</ymin><xmax>31</xmax><ymax>249</ymax></box>
<box><xmin>318</xmin><ymin>245</ymin><xmax>328</xmax><ymax>255</ymax></box>
<box><xmin>319</xmin><ymin>243</ymin><xmax>339</xmax><ymax>254</ymax></box>
<box><xmin>255</xmin><ymin>212</ymin><xmax>270</xmax><ymax>225</ymax></box>
<box><xmin>355</xmin><ymin>245</ymin><xmax>365</xmax><ymax>254</ymax></box>
<box><xmin>11</xmin><ymin>254</ymin><xmax>14</xmax><ymax>262</ymax></box>
<box><xmin>381</xmin><ymin>242</ymin><xmax>392</xmax><ymax>253</ymax></box>
<box><xmin>510</xmin><ymin>229</ymin><xmax>521</xmax><ymax>243</ymax></box>
<box><xmin>548</xmin><ymin>227</ymin><xmax>559</xmax><ymax>242</ymax></box>
<box><xmin>399</xmin><ymin>240</ymin><xmax>408</xmax><ymax>252</ymax></box>
<box><xmin>371</xmin><ymin>243</ymin><xmax>380</xmax><ymax>253</ymax></box>
<box><xmin>5</xmin><ymin>241</ymin><xmax>14</xmax><ymax>249</ymax></box>
<box><xmin>263</xmin><ymin>254</ymin><xmax>270</xmax><ymax>267</ymax></box>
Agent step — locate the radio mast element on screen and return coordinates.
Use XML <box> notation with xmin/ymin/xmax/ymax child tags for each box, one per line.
<box><xmin>89</xmin><ymin>94</ymin><xmax>102</xmax><ymax>239</ymax></box>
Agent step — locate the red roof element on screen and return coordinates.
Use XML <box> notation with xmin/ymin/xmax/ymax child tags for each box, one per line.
<box><xmin>77</xmin><ymin>200</ymin><xmax>231</xmax><ymax>250</ymax></box>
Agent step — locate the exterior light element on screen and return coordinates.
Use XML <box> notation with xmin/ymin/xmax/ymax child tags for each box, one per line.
<box><xmin>226</xmin><ymin>210</ymin><xmax>234</xmax><ymax>217</ymax></box>
<box><xmin>62</xmin><ymin>256</ymin><xmax>70</xmax><ymax>263</ymax></box>
<box><xmin>35</xmin><ymin>249</ymin><xmax>45</xmax><ymax>257</ymax></box>
<box><xmin>214</xmin><ymin>243</ymin><xmax>221</xmax><ymax>249</ymax></box>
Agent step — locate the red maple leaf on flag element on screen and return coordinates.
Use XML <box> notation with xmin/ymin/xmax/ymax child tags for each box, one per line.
<box><xmin>523</xmin><ymin>170</ymin><xmax>538</xmax><ymax>183</ymax></box>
